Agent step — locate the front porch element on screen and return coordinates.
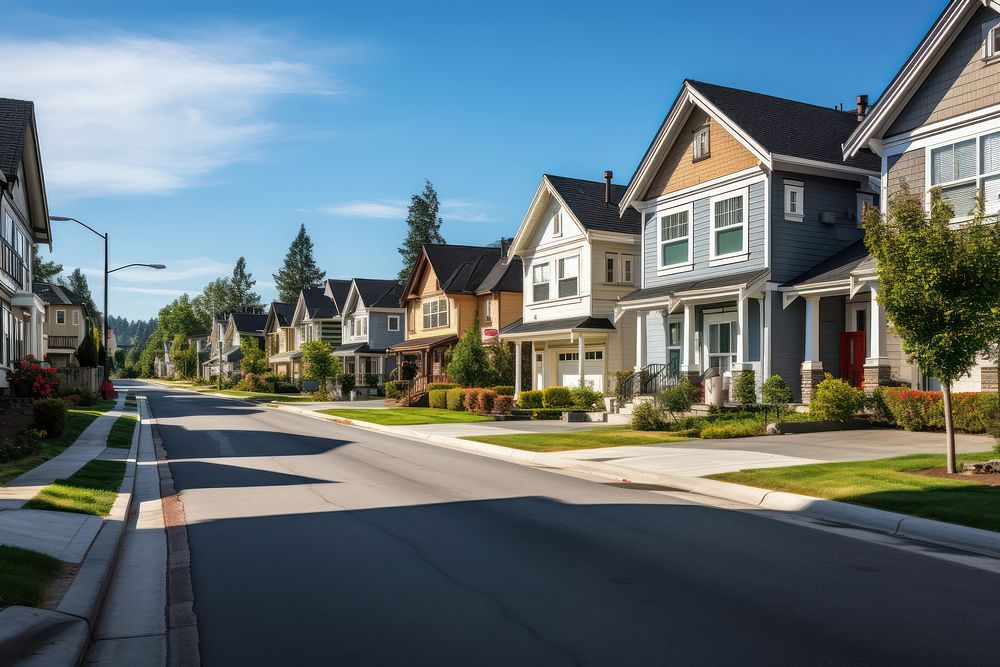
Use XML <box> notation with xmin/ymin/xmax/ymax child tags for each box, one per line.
<box><xmin>335</xmin><ymin>343</ymin><xmax>394</xmax><ymax>394</ymax></box>
<box><xmin>386</xmin><ymin>332</ymin><xmax>458</xmax><ymax>383</ymax></box>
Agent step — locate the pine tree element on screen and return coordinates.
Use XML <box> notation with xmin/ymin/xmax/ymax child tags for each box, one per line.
<box><xmin>273</xmin><ymin>224</ymin><xmax>326</xmax><ymax>303</ymax></box>
<box><xmin>32</xmin><ymin>245</ymin><xmax>62</xmax><ymax>282</ymax></box>
<box><xmin>398</xmin><ymin>180</ymin><xmax>445</xmax><ymax>281</ymax></box>
<box><xmin>230</xmin><ymin>257</ymin><xmax>261</xmax><ymax>312</ymax></box>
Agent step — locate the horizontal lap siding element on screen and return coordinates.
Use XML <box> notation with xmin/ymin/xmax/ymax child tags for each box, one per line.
<box><xmin>770</xmin><ymin>295</ymin><xmax>805</xmax><ymax>402</ymax></box>
<box><xmin>886</xmin><ymin>150</ymin><xmax>925</xmax><ymax>199</ymax></box>
<box><xmin>819</xmin><ymin>296</ymin><xmax>846</xmax><ymax>378</ymax></box>
<box><xmin>644</xmin><ymin>311</ymin><xmax>667</xmax><ymax>366</ymax></box>
<box><xmin>368</xmin><ymin>312</ymin><xmax>405</xmax><ymax>352</ymax></box>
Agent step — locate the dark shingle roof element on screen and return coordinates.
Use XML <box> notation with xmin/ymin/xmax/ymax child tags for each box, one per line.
<box><xmin>500</xmin><ymin>316</ymin><xmax>616</xmax><ymax>336</ymax></box>
<box><xmin>325</xmin><ymin>279</ymin><xmax>352</xmax><ymax>315</ymax></box>
<box><xmin>687</xmin><ymin>81</ymin><xmax>880</xmax><ymax>171</ymax></box>
<box><xmin>619</xmin><ymin>268</ymin><xmax>770</xmax><ymax>304</ymax></box>
<box><xmin>476</xmin><ymin>255</ymin><xmax>523</xmax><ymax>295</ymax></box>
<box><xmin>0</xmin><ymin>99</ymin><xmax>34</xmax><ymax>182</ymax></box>
<box><xmin>33</xmin><ymin>281</ymin><xmax>86</xmax><ymax>307</ymax></box>
<box><xmin>546</xmin><ymin>175</ymin><xmax>641</xmax><ymax>235</ymax></box>
<box><xmin>301</xmin><ymin>287</ymin><xmax>335</xmax><ymax>319</ymax></box>
<box><xmin>230</xmin><ymin>313</ymin><xmax>267</xmax><ymax>335</ymax></box>
<box><xmin>785</xmin><ymin>240</ymin><xmax>873</xmax><ymax>287</ymax></box>
<box><xmin>422</xmin><ymin>244</ymin><xmax>498</xmax><ymax>294</ymax></box>
<box><xmin>354</xmin><ymin>278</ymin><xmax>404</xmax><ymax>309</ymax></box>
<box><xmin>269</xmin><ymin>302</ymin><xmax>295</xmax><ymax>327</ymax></box>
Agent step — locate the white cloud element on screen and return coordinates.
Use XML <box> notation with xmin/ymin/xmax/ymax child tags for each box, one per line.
<box><xmin>318</xmin><ymin>198</ymin><xmax>497</xmax><ymax>222</ymax></box>
<box><xmin>78</xmin><ymin>258</ymin><xmax>232</xmax><ymax>283</ymax></box>
<box><xmin>111</xmin><ymin>286</ymin><xmax>188</xmax><ymax>297</ymax></box>
<box><xmin>0</xmin><ymin>32</ymin><xmax>335</xmax><ymax>196</ymax></box>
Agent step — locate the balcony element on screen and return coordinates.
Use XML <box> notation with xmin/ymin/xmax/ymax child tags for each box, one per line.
<box><xmin>0</xmin><ymin>239</ymin><xmax>24</xmax><ymax>290</ymax></box>
<box><xmin>48</xmin><ymin>335</ymin><xmax>79</xmax><ymax>350</ymax></box>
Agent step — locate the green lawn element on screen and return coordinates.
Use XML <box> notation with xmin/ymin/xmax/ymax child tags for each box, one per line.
<box><xmin>466</xmin><ymin>427</ymin><xmax>693</xmax><ymax>452</ymax></box>
<box><xmin>107</xmin><ymin>414</ymin><xmax>137</xmax><ymax>449</ymax></box>
<box><xmin>319</xmin><ymin>408</ymin><xmax>492</xmax><ymax>426</ymax></box>
<box><xmin>215</xmin><ymin>390</ymin><xmax>317</xmax><ymax>402</ymax></box>
<box><xmin>0</xmin><ymin>400</ymin><xmax>116</xmax><ymax>486</ymax></box>
<box><xmin>0</xmin><ymin>545</ymin><xmax>62</xmax><ymax>609</ymax></box>
<box><xmin>24</xmin><ymin>459</ymin><xmax>126</xmax><ymax>516</ymax></box>
<box><xmin>711</xmin><ymin>452</ymin><xmax>1000</xmax><ymax>532</ymax></box>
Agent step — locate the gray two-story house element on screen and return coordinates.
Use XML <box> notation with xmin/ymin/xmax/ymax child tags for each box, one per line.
<box><xmin>615</xmin><ymin>80</ymin><xmax>881</xmax><ymax>402</ymax></box>
<box><xmin>334</xmin><ymin>278</ymin><xmax>405</xmax><ymax>391</ymax></box>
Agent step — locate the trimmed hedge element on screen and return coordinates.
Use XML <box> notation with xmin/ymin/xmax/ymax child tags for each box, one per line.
<box><xmin>700</xmin><ymin>421</ymin><xmax>767</xmax><ymax>439</ymax></box>
<box><xmin>427</xmin><ymin>382</ymin><xmax>458</xmax><ymax>392</ymax></box>
<box><xmin>476</xmin><ymin>389</ymin><xmax>497</xmax><ymax>415</ymax></box>
<box><xmin>542</xmin><ymin>386</ymin><xmax>573</xmax><ymax>408</ymax></box>
<box><xmin>493</xmin><ymin>395</ymin><xmax>514</xmax><ymax>415</ymax></box>
<box><xmin>428</xmin><ymin>389</ymin><xmax>448</xmax><ymax>410</ymax></box>
<box><xmin>446</xmin><ymin>387</ymin><xmax>467</xmax><ymax>411</ymax></box>
<box><xmin>33</xmin><ymin>398</ymin><xmax>68</xmax><ymax>438</ymax></box>
<box><xmin>517</xmin><ymin>390</ymin><xmax>543</xmax><ymax>409</ymax></box>
<box><xmin>879</xmin><ymin>388</ymin><xmax>999</xmax><ymax>434</ymax></box>
<box><xmin>463</xmin><ymin>388</ymin><xmax>483</xmax><ymax>413</ymax></box>
<box><xmin>492</xmin><ymin>386</ymin><xmax>515</xmax><ymax>396</ymax></box>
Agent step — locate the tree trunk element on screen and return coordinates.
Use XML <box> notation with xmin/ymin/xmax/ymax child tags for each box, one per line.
<box><xmin>943</xmin><ymin>382</ymin><xmax>957</xmax><ymax>474</ymax></box>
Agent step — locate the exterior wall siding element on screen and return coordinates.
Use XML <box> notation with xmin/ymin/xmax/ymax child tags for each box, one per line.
<box><xmin>888</xmin><ymin>6</ymin><xmax>1000</xmax><ymax>136</ymax></box>
<box><xmin>769</xmin><ymin>294</ymin><xmax>806</xmax><ymax>402</ymax></box>
<box><xmin>368</xmin><ymin>311</ymin><xmax>405</xmax><ymax>351</ymax></box>
<box><xmin>819</xmin><ymin>296</ymin><xmax>846</xmax><ymax>378</ymax></box>
<box><xmin>886</xmin><ymin>149</ymin><xmax>925</xmax><ymax>199</ymax></box>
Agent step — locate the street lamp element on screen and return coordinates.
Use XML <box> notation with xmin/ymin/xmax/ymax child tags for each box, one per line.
<box><xmin>48</xmin><ymin>216</ymin><xmax>166</xmax><ymax>393</ymax></box>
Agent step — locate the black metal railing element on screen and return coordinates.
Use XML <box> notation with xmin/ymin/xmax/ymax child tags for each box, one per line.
<box><xmin>48</xmin><ymin>335</ymin><xmax>79</xmax><ymax>349</ymax></box>
<box><xmin>614</xmin><ymin>359</ymin><xmax>682</xmax><ymax>404</ymax></box>
<box><xmin>0</xmin><ymin>240</ymin><xmax>25</xmax><ymax>289</ymax></box>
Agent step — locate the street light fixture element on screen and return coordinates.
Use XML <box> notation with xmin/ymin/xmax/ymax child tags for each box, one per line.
<box><xmin>48</xmin><ymin>215</ymin><xmax>166</xmax><ymax>394</ymax></box>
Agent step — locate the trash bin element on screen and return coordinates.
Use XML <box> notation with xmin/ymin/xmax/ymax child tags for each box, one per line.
<box><xmin>705</xmin><ymin>375</ymin><xmax>728</xmax><ymax>406</ymax></box>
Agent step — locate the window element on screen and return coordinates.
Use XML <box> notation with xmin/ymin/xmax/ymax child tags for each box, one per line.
<box><xmin>532</xmin><ymin>263</ymin><xmax>550</xmax><ymax>302</ymax></box>
<box><xmin>56</xmin><ymin>310</ymin><xmax>65</xmax><ymax>325</ymax></box>
<box><xmin>584</xmin><ymin>350</ymin><xmax>603</xmax><ymax>360</ymax></box>
<box><xmin>659</xmin><ymin>207</ymin><xmax>691</xmax><ymax>268</ymax></box>
<box><xmin>693</xmin><ymin>125</ymin><xmax>710</xmax><ymax>161</ymax></box>
<box><xmin>622</xmin><ymin>255</ymin><xmax>633</xmax><ymax>284</ymax></box>
<box><xmin>984</xmin><ymin>21</ymin><xmax>1000</xmax><ymax>60</ymax></box>
<box><xmin>558</xmin><ymin>352</ymin><xmax>602</xmax><ymax>361</ymax></box>
<box><xmin>706</xmin><ymin>320</ymin><xmax>737</xmax><ymax>374</ymax></box>
<box><xmin>711</xmin><ymin>190</ymin><xmax>747</xmax><ymax>259</ymax></box>
<box><xmin>387</xmin><ymin>315</ymin><xmax>400</xmax><ymax>332</ymax></box>
<box><xmin>784</xmin><ymin>181</ymin><xmax>804</xmax><ymax>222</ymax></box>
<box><xmin>551</xmin><ymin>210</ymin><xmax>562</xmax><ymax>237</ymax></box>
<box><xmin>72</xmin><ymin>311</ymin><xmax>79</xmax><ymax>326</ymax></box>
<box><xmin>605</xmin><ymin>253</ymin><xmax>617</xmax><ymax>284</ymax></box>
<box><xmin>422</xmin><ymin>298</ymin><xmax>449</xmax><ymax>329</ymax></box>
<box><xmin>929</xmin><ymin>131</ymin><xmax>1000</xmax><ymax>218</ymax></box>
<box><xmin>484</xmin><ymin>298</ymin><xmax>493</xmax><ymax>322</ymax></box>
<box><xmin>856</xmin><ymin>192</ymin><xmax>875</xmax><ymax>228</ymax></box>
<box><xmin>362</xmin><ymin>317</ymin><xmax>368</xmax><ymax>336</ymax></box>
<box><xmin>557</xmin><ymin>256</ymin><xmax>578</xmax><ymax>298</ymax></box>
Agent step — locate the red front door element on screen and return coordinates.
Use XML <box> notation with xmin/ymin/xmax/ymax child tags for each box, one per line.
<box><xmin>840</xmin><ymin>332</ymin><xmax>866</xmax><ymax>388</ymax></box>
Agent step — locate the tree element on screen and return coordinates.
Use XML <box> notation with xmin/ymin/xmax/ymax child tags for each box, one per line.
<box><xmin>230</xmin><ymin>257</ymin><xmax>260</xmax><ymax>312</ymax></box>
<box><xmin>171</xmin><ymin>333</ymin><xmax>198</xmax><ymax>379</ymax></box>
<box><xmin>159</xmin><ymin>294</ymin><xmax>209</xmax><ymax>339</ymax></box>
<box><xmin>445</xmin><ymin>315</ymin><xmax>491</xmax><ymax>387</ymax></box>
<box><xmin>273</xmin><ymin>224</ymin><xmax>325</xmax><ymax>303</ymax></box>
<box><xmin>193</xmin><ymin>277</ymin><xmax>237</xmax><ymax>323</ymax></box>
<box><xmin>32</xmin><ymin>245</ymin><xmax>62</xmax><ymax>281</ymax></box>
<box><xmin>761</xmin><ymin>374</ymin><xmax>794</xmax><ymax>423</ymax></box>
<box><xmin>864</xmin><ymin>185</ymin><xmax>1000</xmax><ymax>472</ymax></box>
<box><xmin>76</xmin><ymin>325</ymin><xmax>99</xmax><ymax>367</ymax></box>
<box><xmin>398</xmin><ymin>180</ymin><xmax>445</xmax><ymax>281</ymax></box>
<box><xmin>301</xmin><ymin>340</ymin><xmax>340</xmax><ymax>390</ymax></box>
<box><xmin>486</xmin><ymin>341</ymin><xmax>516</xmax><ymax>386</ymax></box>
<box><xmin>240</xmin><ymin>336</ymin><xmax>269</xmax><ymax>375</ymax></box>
<box><xmin>59</xmin><ymin>268</ymin><xmax>100</xmax><ymax>324</ymax></box>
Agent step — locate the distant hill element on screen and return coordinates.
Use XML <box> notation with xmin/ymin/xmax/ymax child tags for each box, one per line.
<box><xmin>109</xmin><ymin>315</ymin><xmax>158</xmax><ymax>347</ymax></box>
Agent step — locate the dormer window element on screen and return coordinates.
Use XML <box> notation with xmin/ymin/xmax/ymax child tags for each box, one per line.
<box><xmin>693</xmin><ymin>125</ymin><xmax>711</xmax><ymax>161</ymax></box>
<box><xmin>552</xmin><ymin>211</ymin><xmax>562</xmax><ymax>237</ymax></box>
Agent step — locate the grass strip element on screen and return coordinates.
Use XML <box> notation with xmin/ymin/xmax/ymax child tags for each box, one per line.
<box><xmin>710</xmin><ymin>452</ymin><xmax>1000</xmax><ymax>532</ymax></box>
<box><xmin>24</xmin><ymin>459</ymin><xmax>126</xmax><ymax>516</ymax></box>
<box><xmin>0</xmin><ymin>400</ymin><xmax>116</xmax><ymax>486</ymax></box>
<box><xmin>467</xmin><ymin>427</ymin><xmax>693</xmax><ymax>452</ymax></box>
<box><xmin>106</xmin><ymin>414</ymin><xmax>137</xmax><ymax>449</ymax></box>
<box><xmin>0</xmin><ymin>545</ymin><xmax>62</xmax><ymax>609</ymax></box>
<box><xmin>215</xmin><ymin>390</ymin><xmax>317</xmax><ymax>402</ymax></box>
<box><xmin>319</xmin><ymin>407</ymin><xmax>492</xmax><ymax>425</ymax></box>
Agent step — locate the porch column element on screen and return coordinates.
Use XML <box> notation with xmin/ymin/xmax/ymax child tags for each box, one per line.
<box><xmin>681</xmin><ymin>303</ymin><xmax>700</xmax><ymax>381</ymax></box>
<box><xmin>801</xmin><ymin>296</ymin><xmax>824</xmax><ymax>404</ymax></box>
<box><xmin>514</xmin><ymin>340</ymin><xmax>522</xmax><ymax>397</ymax></box>
<box><xmin>864</xmin><ymin>281</ymin><xmax>891</xmax><ymax>393</ymax></box>
<box><xmin>634</xmin><ymin>310</ymin><xmax>644</xmax><ymax>372</ymax></box>
<box><xmin>734</xmin><ymin>296</ymin><xmax>752</xmax><ymax>371</ymax></box>
<box><xmin>577</xmin><ymin>335</ymin><xmax>585</xmax><ymax>388</ymax></box>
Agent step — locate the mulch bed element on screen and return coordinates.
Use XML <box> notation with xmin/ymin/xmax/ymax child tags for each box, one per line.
<box><xmin>916</xmin><ymin>468</ymin><xmax>1000</xmax><ymax>486</ymax></box>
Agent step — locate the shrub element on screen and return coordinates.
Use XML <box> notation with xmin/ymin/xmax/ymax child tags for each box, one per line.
<box><xmin>428</xmin><ymin>389</ymin><xmax>448</xmax><ymax>410</ymax></box>
<box><xmin>446</xmin><ymin>387</ymin><xmax>467</xmax><ymax>411</ymax></box>
<box><xmin>733</xmin><ymin>369</ymin><xmax>757</xmax><ymax>405</ymax></box>
<box><xmin>700</xmin><ymin>421</ymin><xmax>766</xmax><ymax>439</ymax></box>
<box><xmin>477</xmin><ymin>389</ymin><xmax>497</xmax><ymax>415</ymax></box>
<box><xmin>493</xmin><ymin>395</ymin><xmax>514</xmax><ymax>415</ymax></box>
<box><xmin>463</xmin><ymin>388</ymin><xmax>482</xmax><ymax>413</ymax></box>
<box><xmin>385</xmin><ymin>380</ymin><xmax>406</xmax><ymax>400</ymax></box>
<box><xmin>659</xmin><ymin>380</ymin><xmax>697</xmax><ymax>423</ymax></box>
<box><xmin>33</xmin><ymin>398</ymin><xmax>68</xmax><ymax>438</ymax></box>
<box><xmin>527</xmin><ymin>408</ymin><xmax>563</xmax><ymax>420</ymax></box>
<box><xmin>427</xmin><ymin>383</ymin><xmax>458</xmax><ymax>392</ymax></box>
<box><xmin>570</xmin><ymin>385</ymin><xmax>603</xmax><ymax>411</ymax></box>
<box><xmin>880</xmin><ymin>389</ymin><xmax>998</xmax><ymax>434</ymax></box>
<box><xmin>62</xmin><ymin>394</ymin><xmax>81</xmax><ymax>406</ymax></box>
<box><xmin>761</xmin><ymin>374</ymin><xmax>794</xmax><ymax>421</ymax></box>
<box><xmin>810</xmin><ymin>374</ymin><xmax>863</xmax><ymax>422</ymax></box>
<box><xmin>631</xmin><ymin>401</ymin><xmax>665</xmax><ymax>431</ymax></box>
<box><xmin>236</xmin><ymin>373</ymin><xmax>267</xmax><ymax>392</ymax></box>
<box><xmin>865</xmin><ymin>386</ymin><xmax>896</xmax><ymax>426</ymax></box>
<box><xmin>491</xmin><ymin>386</ymin><xmax>515</xmax><ymax>396</ymax></box>
<box><xmin>364</xmin><ymin>373</ymin><xmax>380</xmax><ymax>388</ymax></box>
<box><xmin>11</xmin><ymin>356</ymin><xmax>60</xmax><ymax>398</ymax></box>
<box><xmin>77</xmin><ymin>390</ymin><xmax>99</xmax><ymax>407</ymax></box>
<box><xmin>0</xmin><ymin>429</ymin><xmax>44</xmax><ymax>463</ymax></box>
<box><xmin>339</xmin><ymin>373</ymin><xmax>356</xmax><ymax>396</ymax></box>
<box><xmin>542</xmin><ymin>386</ymin><xmax>573</xmax><ymax>408</ymax></box>
<box><xmin>517</xmin><ymin>390</ymin><xmax>543</xmax><ymax>409</ymax></box>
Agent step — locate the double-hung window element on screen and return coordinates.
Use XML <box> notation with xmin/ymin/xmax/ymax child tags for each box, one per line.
<box><xmin>557</xmin><ymin>256</ymin><xmax>578</xmax><ymax>298</ymax></box>
<box><xmin>484</xmin><ymin>298</ymin><xmax>493</xmax><ymax>322</ymax></box>
<box><xmin>711</xmin><ymin>189</ymin><xmax>747</xmax><ymax>259</ymax></box>
<box><xmin>422</xmin><ymin>298</ymin><xmax>449</xmax><ymax>329</ymax></box>
<box><xmin>693</xmin><ymin>125</ymin><xmax>710</xmax><ymax>161</ymax></box>
<box><xmin>784</xmin><ymin>181</ymin><xmax>804</xmax><ymax>222</ymax></box>
<box><xmin>532</xmin><ymin>263</ymin><xmax>550</xmax><ymax>302</ymax></box>
<box><xmin>929</xmin><ymin>131</ymin><xmax>1000</xmax><ymax>218</ymax></box>
<box><xmin>605</xmin><ymin>253</ymin><xmax>617</xmax><ymax>284</ymax></box>
<box><xmin>387</xmin><ymin>315</ymin><xmax>400</xmax><ymax>332</ymax></box>
<box><xmin>659</xmin><ymin>206</ymin><xmax>691</xmax><ymax>268</ymax></box>
<box><xmin>622</xmin><ymin>255</ymin><xmax>633</xmax><ymax>284</ymax></box>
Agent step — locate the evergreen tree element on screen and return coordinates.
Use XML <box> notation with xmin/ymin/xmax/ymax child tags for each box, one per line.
<box><xmin>32</xmin><ymin>245</ymin><xmax>62</xmax><ymax>282</ymax></box>
<box><xmin>445</xmin><ymin>315</ymin><xmax>491</xmax><ymax>387</ymax></box>
<box><xmin>58</xmin><ymin>268</ymin><xmax>100</xmax><ymax>324</ymax></box>
<box><xmin>230</xmin><ymin>257</ymin><xmax>260</xmax><ymax>312</ymax></box>
<box><xmin>398</xmin><ymin>180</ymin><xmax>445</xmax><ymax>281</ymax></box>
<box><xmin>273</xmin><ymin>224</ymin><xmax>326</xmax><ymax>303</ymax></box>
<box><xmin>76</xmin><ymin>324</ymin><xmax>99</xmax><ymax>367</ymax></box>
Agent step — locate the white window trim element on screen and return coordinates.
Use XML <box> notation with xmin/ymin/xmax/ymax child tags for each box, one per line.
<box><xmin>621</xmin><ymin>253</ymin><xmax>634</xmax><ymax>285</ymax></box>
<box><xmin>531</xmin><ymin>262</ymin><xmax>551</xmax><ymax>303</ymax></box>
<box><xmin>56</xmin><ymin>309</ymin><xmax>65</xmax><ymax>325</ymax></box>
<box><xmin>709</xmin><ymin>186</ymin><xmax>750</xmax><ymax>265</ymax></box>
<box><xmin>72</xmin><ymin>310</ymin><xmax>80</xmax><ymax>326</ymax></box>
<box><xmin>693</xmin><ymin>125</ymin><xmax>711</xmax><ymax>161</ymax></box>
<box><xmin>703</xmin><ymin>311</ymin><xmax>738</xmax><ymax>377</ymax></box>
<box><xmin>783</xmin><ymin>180</ymin><xmax>804</xmax><ymax>223</ymax></box>
<box><xmin>387</xmin><ymin>314</ymin><xmax>400</xmax><ymax>332</ymax></box>
<box><xmin>604</xmin><ymin>252</ymin><xmax>617</xmax><ymax>284</ymax></box>
<box><xmin>551</xmin><ymin>210</ymin><xmax>563</xmax><ymax>238</ymax></box>
<box><xmin>556</xmin><ymin>255</ymin><xmax>580</xmax><ymax>299</ymax></box>
<box><xmin>983</xmin><ymin>18</ymin><xmax>1000</xmax><ymax>61</ymax></box>
<box><xmin>923</xmin><ymin>129</ymin><xmax>1000</xmax><ymax>220</ymax></box>
<box><xmin>655</xmin><ymin>202</ymin><xmax>694</xmax><ymax>275</ymax></box>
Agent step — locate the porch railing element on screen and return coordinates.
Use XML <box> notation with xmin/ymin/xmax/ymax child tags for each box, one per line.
<box><xmin>48</xmin><ymin>335</ymin><xmax>80</xmax><ymax>350</ymax></box>
<box><xmin>397</xmin><ymin>373</ymin><xmax>448</xmax><ymax>406</ymax></box>
<box><xmin>0</xmin><ymin>239</ymin><xmax>25</xmax><ymax>290</ymax></box>
<box><xmin>614</xmin><ymin>359</ymin><xmax>681</xmax><ymax>404</ymax></box>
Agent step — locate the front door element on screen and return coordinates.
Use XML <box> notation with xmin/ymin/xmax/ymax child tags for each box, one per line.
<box><xmin>840</xmin><ymin>331</ymin><xmax>866</xmax><ymax>387</ymax></box>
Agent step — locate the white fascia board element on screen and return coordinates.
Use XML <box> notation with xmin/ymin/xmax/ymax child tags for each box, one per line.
<box><xmin>510</xmin><ymin>179</ymin><xmax>550</xmax><ymax>256</ymax></box>
<box><xmin>588</xmin><ymin>230</ymin><xmax>640</xmax><ymax>244</ymax></box>
<box><xmin>686</xmin><ymin>86</ymin><xmax>772</xmax><ymax>166</ymax></box>
<box><xmin>772</xmin><ymin>154</ymin><xmax>880</xmax><ymax>179</ymax></box>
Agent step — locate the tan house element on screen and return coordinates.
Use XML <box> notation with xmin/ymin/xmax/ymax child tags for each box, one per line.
<box><xmin>33</xmin><ymin>280</ymin><xmax>88</xmax><ymax>367</ymax></box>
<box><xmin>390</xmin><ymin>243</ymin><xmax>523</xmax><ymax>382</ymax></box>
<box><xmin>264</xmin><ymin>301</ymin><xmax>299</xmax><ymax>379</ymax></box>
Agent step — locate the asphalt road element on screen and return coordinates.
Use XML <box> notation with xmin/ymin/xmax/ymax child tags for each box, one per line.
<box><xmin>135</xmin><ymin>380</ymin><xmax>1000</xmax><ymax>666</ymax></box>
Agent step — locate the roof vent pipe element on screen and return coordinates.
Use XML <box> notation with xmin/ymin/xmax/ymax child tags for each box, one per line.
<box><xmin>856</xmin><ymin>94</ymin><xmax>869</xmax><ymax>123</ymax></box>
<box><xmin>604</xmin><ymin>170</ymin><xmax>613</xmax><ymax>204</ymax></box>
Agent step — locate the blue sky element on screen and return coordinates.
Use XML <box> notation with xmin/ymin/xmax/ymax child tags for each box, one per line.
<box><xmin>11</xmin><ymin>0</ymin><xmax>945</xmax><ymax>320</ymax></box>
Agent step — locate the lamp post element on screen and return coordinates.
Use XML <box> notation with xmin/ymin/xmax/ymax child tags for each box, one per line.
<box><xmin>48</xmin><ymin>216</ymin><xmax>165</xmax><ymax>394</ymax></box>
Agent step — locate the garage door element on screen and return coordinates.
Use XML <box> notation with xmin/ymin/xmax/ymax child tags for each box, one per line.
<box><xmin>557</xmin><ymin>351</ymin><xmax>604</xmax><ymax>391</ymax></box>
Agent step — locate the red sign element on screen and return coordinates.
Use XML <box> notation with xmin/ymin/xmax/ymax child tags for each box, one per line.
<box><xmin>482</xmin><ymin>327</ymin><xmax>499</xmax><ymax>338</ymax></box>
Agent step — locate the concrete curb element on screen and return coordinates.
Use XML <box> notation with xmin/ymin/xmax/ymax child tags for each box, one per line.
<box><xmin>273</xmin><ymin>403</ymin><xmax>1000</xmax><ymax>560</ymax></box>
<box><xmin>0</xmin><ymin>397</ymin><xmax>148</xmax><ymax>666</ymax></box>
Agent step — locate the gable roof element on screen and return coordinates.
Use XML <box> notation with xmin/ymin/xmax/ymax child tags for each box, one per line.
<box><xmin>0</xmin><ymin>99</ymin><xmax>33</xmax><ymax>182</ymax></box>
<box><xmin>621</xmin><ymin>80</ymin><xmax>881</xmax><ymax>213</ymax></box>
<box><xmin>784</xmin><ymin>240</ymin><xmax>873</xmax><ymax>288</ymax></box>
<box><xmin>353</xmin><ymin>278</ymin><xmax>404</xmax><ymax>309</ymax></box>
<box><xmin>545</xmin><ymin>175</ymin><xmax>642</xmax><ymax>235</ymax></box>
<box><xmin>324</xmin><ymin>279</ymin><xmax>352</xmax><ymax>316</ymax></box>
<box><xmin>229</xmin><ymin>312</ymin><xmax>267</xmax><ymax>335</ymax></box>
<box><xmin>844</xmin><ymin>0</ymin><xmax>994</xmax><ymax>158</ymax></box>
<box><xmin>475</xmin><ymin>254</ymin><xmax>523</xmax><ymax>295</ymax></box>
<box><xmin>301</xmin><ymin>287</ymin><xmax>336</xmax><ymax>320</ymax></box>
<box><xmin>32</xmin><ymin>281</ymin><xmax>86</xmax><ymax>308</ymax></box>
<box><xmin>267</xmin><ymin>301</ymin><xmax>295</xmax><ymax>328</ymax></box>
<box><xmin>0</xmin><ymin>98</ymin><xmax>50</xmax><ymax>244</ymax></box>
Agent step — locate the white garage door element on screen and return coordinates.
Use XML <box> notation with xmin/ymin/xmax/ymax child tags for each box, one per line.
<box><xmin>557</xmin><ymin>351</ymin><xmax>604</xmax><ymax>391</ymax></box>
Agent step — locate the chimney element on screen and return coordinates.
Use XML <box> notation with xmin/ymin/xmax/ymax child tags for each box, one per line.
<box><xmin>499</xmin><ymin>237</ymin><xmax>507</xmax><ymax>259</ymax></box>
<box><xmin>856</xmin><ymin>94</ymin><xmax>869</xmax><ymax>123</ymax></box>
<box><xmin>604</xmin><ymin>170</ymin><xmax>613</xmax><ymax>204</ymax></box>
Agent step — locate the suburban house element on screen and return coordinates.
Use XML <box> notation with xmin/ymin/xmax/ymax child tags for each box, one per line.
<box><xmin>334</xmin><ymin>278</ymin><xmax>405</xmax><ymax>392</ymax></box>
<box><xmin>291</xmin><ymin>280</ymin><xmax>350</xmax><ymax>352</ymax></box>
<box><xmin>33</xmin><ymin>280</ymin><xmax>88</xmax><ymax>367</ymax></box>
<box><xmin>153</xmin><ymin>340</ymin><xmax>173</xmax><ymax>378</ymax></box>
<box><xmin>390</xmin><ymin>243</ymin><xmax>523</xmax><ymax>388</ymax></box>
<box><xmin>613</xmin><ymin>80</ymin><xmax>881</xmax><ymax>403</ymax></box>
<box><xmin>0</xmin><ymin>99</ymin><xmax>53</xmax><ymax>381</ymax></box>
<box><xmin>202</xmin><ymin>312</ymin><xmax>267</xmax><ymax>380</ymax></box>
<box><xmin>264</xmin><ymin>301</ymin><xmax>298</xmax><ymax>379</ymax></box>
<box><xmin>500</xmin><ymin>174</ymin><xmax>640</xmax><ymax>394</ymax></box>
<box><xmin>842</xmin><ymin>0</ymin><xmax>1000</xmax><ymax>393</ymax></box>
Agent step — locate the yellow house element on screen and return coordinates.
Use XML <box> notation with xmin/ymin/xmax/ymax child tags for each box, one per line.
<box><xmin>264</xmin><ymin>301</ymin><xmax>298</xmax><ymax>379</ymax></box>
<box><xmin>33</xmin><ymin>280</ymin><xmax>89</xmax><ymax>367</ymax></box>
